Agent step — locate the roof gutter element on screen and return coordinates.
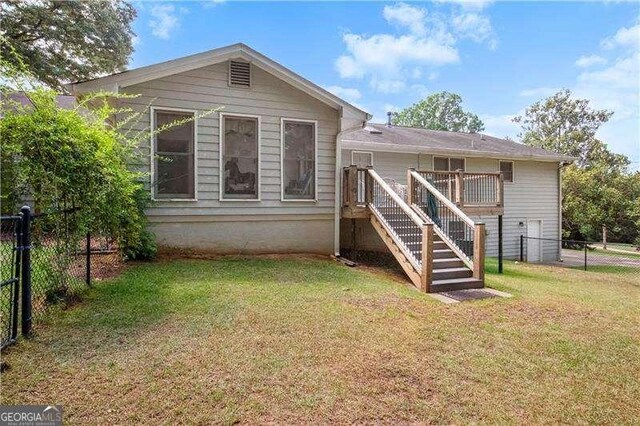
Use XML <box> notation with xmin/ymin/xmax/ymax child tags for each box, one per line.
<box><xmin>341</xmin><ymin>140</ymin><xmax>576</xmax><ymax>163</ymax></box>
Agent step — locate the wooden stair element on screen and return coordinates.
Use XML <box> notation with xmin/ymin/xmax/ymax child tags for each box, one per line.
<box><xmin>370</xmin><ymin>208</ymin><xmax>482</xmax><ymax>293</ymax></box>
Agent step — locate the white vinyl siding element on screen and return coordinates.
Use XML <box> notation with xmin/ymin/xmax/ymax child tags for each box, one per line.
<box><xmin>118</xmin><ymin>61</ymin><xmax>340</xmax><ymax>251</ymax></box>
<box><xmin>342</xmin><ymin>150</ymin><xmax>561</xmax><ymax>261</ymax></box>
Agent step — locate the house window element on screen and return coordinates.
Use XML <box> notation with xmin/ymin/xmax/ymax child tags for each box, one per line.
<box><xmin>282</xmin><ymin>119</ymin><xmax>316</xmax><ymax>200</ymax></box>
<box><xmin>221</xmin><ymin>114</ymin><xmax>260</xmax><ymax>200</ymax></box>
<box><xmin>352</xmin><ymin>151</ymin><xmax>373</xmax><ymax>168</ymax></box>
<box><xmin>500</xmin><ymin>161</ymin><xmax>514</xmax><ymax>182</ymax></box>
<box><xmin>434</xmin><ymin>157</ymin><xmax>466</xmax><ymax>171</ymax></box>
<box><xmin>153</xmin><ymin>109</ymin><xmax>196</xmax><ymax>200</ymax></box>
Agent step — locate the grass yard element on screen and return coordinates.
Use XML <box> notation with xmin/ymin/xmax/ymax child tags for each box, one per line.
<box><xmin>1</xmin><ymin>256</ymin><xmax>639</xmax><ymax>424</ymax></box>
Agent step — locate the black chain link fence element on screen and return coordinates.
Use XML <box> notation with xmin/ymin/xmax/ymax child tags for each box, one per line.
<box><xmin>1</xmin><ymin>207</ymin><xmax>125</xmax><ymax>349</ymax></box>
<box><xmin>520</xmin><ymin>236</ymin><xmax>640</xmax><ymax>276</ymax></box>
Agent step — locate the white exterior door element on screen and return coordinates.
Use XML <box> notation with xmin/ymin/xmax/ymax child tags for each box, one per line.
<box><xmin>527</xmin><ymin>220</ymin><xmax>542</xmax><ymax>262</ymax></box>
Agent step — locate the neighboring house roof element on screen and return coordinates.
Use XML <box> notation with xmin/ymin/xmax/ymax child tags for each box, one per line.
<box><xmin>341</xmin><ymin>123</ymin><xmax>576</xmax><ymax>163</ymax></box>
<box><xmin>66</xmin><ymin>43</ymin><xmax>370</xmax><ymax>121</ymax></box>
<box><xmin>4</xmin><ymin>92</ymin><xmax>78</xmax><ymax>110</ymax></box>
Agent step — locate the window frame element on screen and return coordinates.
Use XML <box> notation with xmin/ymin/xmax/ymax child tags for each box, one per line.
<box><xmin>150</xmin><ymin>106</ymin><xmax>198</xmax><ymax>202</ymax></box>
<box><xmin>499</xmin><ymin>160</ymin><xmax>515</xmax><ymax>183</ymax></box>
<box><xmin>351</xmin><ymin>151</ymin><xmax>374</xmax><ymax>168</ymax></box>
<box><xmin>280</xmin><ymin>118</ymin><xmax>318</xmax><ymax>202</ymax></box>
<box><xmin>219</xmin><ymin>112</ymin><xmax>262</xmax><ymax>202</ymax></box>
<box><xmin>433</xmin><ymin>156</ymin><xmax>466</xmax><ymax>171</ymax></box>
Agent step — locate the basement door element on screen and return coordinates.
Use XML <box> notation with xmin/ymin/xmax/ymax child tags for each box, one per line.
<box><xmin>527</xmin><ymin>220</ymin><xmax>543</xmax><ymax>262</ymax></box>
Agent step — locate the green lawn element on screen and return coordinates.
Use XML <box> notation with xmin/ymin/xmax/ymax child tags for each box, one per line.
<box><xmin>1</xmin><ymin>256</ymin><xmax>639</xmax><ymax>424</ymax></box>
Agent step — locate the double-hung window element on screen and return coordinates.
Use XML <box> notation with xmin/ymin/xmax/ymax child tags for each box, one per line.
<box><xmin>282</xmin><ymin>119</ymin><xmax>317</xmax><ymax>201</ymax></box>
<box><xmin>499</xmin><ymin>161</ymin><xmax>514</xmax><ymax>183</ymax></box>
<box><xmin>220</xmin><ymin>114</ymin><xmax>260</xmax><ymax>200</ymax></box>
<box><xmin>434</xmin><ymin>156</ymin><xmax>466</xmax><ymax>171</ymax></box>
<box><xmin>153</xmin><ymin>109</ymin><xmax>196</xmax><ymax>200</ymax></box>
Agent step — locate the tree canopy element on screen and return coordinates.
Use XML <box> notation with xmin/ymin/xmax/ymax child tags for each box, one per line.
<box><xmin>514</xmin><ymin>89</ymin><xmax>639</xmax><ymax>244</ymax></box>
<box><xmin>392</xmin><ymin>91</ymin><xmax>485</xmax><ymax>133</ymax></box>
<box><xmin>0</xmin><ymin>0</ymin><xmax>136</xmax><ymax>91</ymax></box>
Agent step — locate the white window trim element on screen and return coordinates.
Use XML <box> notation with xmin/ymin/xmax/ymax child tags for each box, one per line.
<box><xmin>280</xmin><ymin>117</ymin><xmax>318</xmax><ymax>202</ymax></box>
<box><xmin>219</xmin><ymin>112</ymin><xmax>262</xmax><ymax>202</ymax></box>
<box><xmin>351</xmin><ymin>150</ymin><xmax>374</xmax><ymax>167</ymax></box>
<box><xmin>433</xmin><ymin>156</ymin><xmax>466</xmax><ymax>171</ymax></box>
<box><xmin>499</xmin><ymin>160</ymin><xmax>515</xmax><ymax>184</ymax></box>
<box><xmin>150</xmin><ymin>106</ymin><xmax>198</xmax><ymax>202</ymax></box>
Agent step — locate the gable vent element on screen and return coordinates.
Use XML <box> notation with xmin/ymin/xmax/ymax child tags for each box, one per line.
<box><xmin>229</xmin><ymin>61</ymin><xmax>251</xmax><ymax>87</ymax></box>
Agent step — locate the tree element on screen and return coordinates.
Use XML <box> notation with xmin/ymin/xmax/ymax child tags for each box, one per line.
<box><xmin>514</xmin><ymin>89</ymin><xmax>639</xmax><ymax>243</ymax></box>
<box><xmin>392</xmin><ymin>91</ymin><xmax>485</xmax><ymax>133</ymax></box>
<box><xmin>0</xmin><ymin>0</ymin><xmax>136</xmax><ymax>91</ymax></box>
<box><xmin>512</xmin><ymin>89</ymin><xmax>615</xmax><ymax>168</ymax></box>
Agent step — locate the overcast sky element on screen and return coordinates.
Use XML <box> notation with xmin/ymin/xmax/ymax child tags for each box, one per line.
<box><xmin>129</xmin><ymin>1</ymin><xmax>640</xmax><ymax>169</ymax></box>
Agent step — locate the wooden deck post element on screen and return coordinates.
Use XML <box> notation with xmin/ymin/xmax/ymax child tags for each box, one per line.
<box><xmin>473</xmin><ymin>223</ymin><xmax>486</xmax><ymax>281</ymax></box>
<box><xmin>347</xmin><ymin>165</ymin><xmax>358</xmax><ymax>210</ymax></box>
<box><xmin>407</xmin><ymin>168</ymin><xmax>415</xmax><ymax>205</ymax></box>
<box><xmin>365</xmin><ymin>166</ymin><xmax>373</xmax><ymax>205</ymax></box>
<box><xmin>455</xmin><ymin>170</ymin><xmax>464</xmax><ymax>206</ymax></box>
<box><xmin>496</xmin><ymin>172</ymin><xmax>504</xmax><ymax>206</ymax></box>
<box><xmin>421</xmin><ymin>223</ymin><xmax>434</xmax><ymax>292</ymax></box>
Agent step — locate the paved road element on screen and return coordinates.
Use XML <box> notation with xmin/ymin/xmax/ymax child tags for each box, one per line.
<box><xmin>560</xmin><ymin>249</ymin><xmax>640</xmax><ymax>268</ymax></box>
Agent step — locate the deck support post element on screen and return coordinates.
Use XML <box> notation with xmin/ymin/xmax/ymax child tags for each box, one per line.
<box><xmin>455</xmin><ymin>170</ymin><xmax>464</xmax><ymax>206</ymax></box>
<box><xmin>498</xmin><ymin>215</ymin><xmax>503</xmax><ymax>274</ymax></box>
<box><xmin>347</xmin><ymin>165</ymin><xmax>358</xmax><ymax>210</ymax></box>
<box><xmin>473</xmin><ymin>223</ymin><xmax>486</xmax><ymax>281</ymax></box>
<box><xmin>407</xmin><ymin>168</ymin><xmax>415</xmax><ymax>205</ymax></box>
<box><xmin>421</xmin><ymin>223</ymin><xmax>434</xmax><ymax>292</ymax></box>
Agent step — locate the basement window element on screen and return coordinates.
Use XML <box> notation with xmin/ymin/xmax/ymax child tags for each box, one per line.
<box><xmin>229</xmin><ymin>60</ymin><xmax>251</xmax><ymax>88</ymax></box>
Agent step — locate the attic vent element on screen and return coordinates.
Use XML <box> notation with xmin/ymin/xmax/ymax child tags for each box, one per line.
<box><xmin>363</xmin><ymin>125</ymin><xmax>382</xmax><ymax>134</ymax></box>
<box><xmin>229</xmin><ymin>61</ymin><xmax>251</xmax><ymax>87</ymax></box>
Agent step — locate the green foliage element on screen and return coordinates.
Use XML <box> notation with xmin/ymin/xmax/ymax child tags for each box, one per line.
<box><xmin>0</xmin><ymin>0</ymin><xmax>136</xmax><ymax>90</ymax></box>
<box><xmin>562</xmin><ymin>165</ymin><xmax>640</xmax><ymax>243</ymax></box>
<box><xmin>1</xmin><ymin>88</ymin><xmax>148</xmax><ymax>249</ymax></box>
<box><xmin>392</xmin><ymin>91</ymin><xmax>485</xmax><ymax>133</ymax></box>
<box><xmin>515</xmin><ymin>89</ymin><xmax>639</xmax><ymax>243</ymax></box>
<box><xmin>513</xmin><ymin>89</ymin><xmax>621</xmax><ymax>168</ymax></box>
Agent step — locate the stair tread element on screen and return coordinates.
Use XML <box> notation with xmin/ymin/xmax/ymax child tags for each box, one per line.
<box><xmin>432</xmin><ymin>277</ymin><xmax>482</xmax><ymax>285</ymax></box>
<box><xmin>433</xmin><ymin>258</ymin><xmax>463</xmax><ymax>263</ymax></box>
<box><xmin>433</xmin><ymin>267</ymin><xmax>471</xmax><ymax>273</ymax></box>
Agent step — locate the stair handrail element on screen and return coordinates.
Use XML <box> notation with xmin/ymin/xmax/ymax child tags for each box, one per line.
<box><xmin>411</xmin><ymin>171</ymin><xmax>474</xmax><ymax>228</ymax></box>
<box><xmin>410</xmin><ymin>170</ymin><xmax>485</xmax><ymax>281</ymax></box>
<box><xmin>368</xmin><ymin>169</ymin><xmax>428</xmax><ymax>227</ymax></box>
<box><xmin>368</xmin><ymin>168</ymin><xmax>434</xmax><ymax>291</ymax></box>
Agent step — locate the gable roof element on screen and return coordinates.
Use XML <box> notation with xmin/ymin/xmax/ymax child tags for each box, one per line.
<box><xmin>67</xmin><ymin>43</ymin><xmax>370</xmax><ymax>121</ymax></box>
<box><xmin>341</xmin><ymin>123</ymin><xmax>576</xmax><ymax>163</ymax></box>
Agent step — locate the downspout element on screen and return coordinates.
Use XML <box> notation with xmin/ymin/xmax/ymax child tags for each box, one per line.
<box><xmin>333</xmin><ymin>111</ymin><xmax>368</xmax><ymax>256</ymax></box>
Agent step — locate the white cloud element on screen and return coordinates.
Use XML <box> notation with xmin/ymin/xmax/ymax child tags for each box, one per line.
<box><xmin>370</xmin><ymin>78</ymin><xmax>407</xmax><ymax>94</ymax></box>
<box><xmin>335</xmin><ymin>2</ymin><xmax>496</xmax><ymax>94</ymax></box>
<box><xmin>575</xmin><ymin>54</ymin><xmax>607</xmax><ymax>68</ymax></box>
<box><xmin>383</xmin><ymin>2</ymin><xmax>427</xmax><ymax>36</ymax></box>
<box><xmin>452</xmin><ymin>13</ymin><xmax>497</xmax><ymax>49</ymax></box>
<box><xmin>202</xmin><ymin>0</ymin><xmax>226</xmax><ymax>7</ymax></box>
<box><xmin>149</xmin><ymin>4</ymin><xmax>183</xmax><ymax>39</ymax></box>
<box><xmin>480</xmin><ymin>113</ymin><xmax>521</xmax><ymax>140</ymax></box>
<box><xmin>519</xmin><ymin>87</ymin><xmax>561</xmax><ymax>98</ymax></box>
<box><xmin>601</xmin><ymin>21</ymin><xmax>640</xmax><ymax>50</ymax></box>
<box><xmin>324</xmin><ymin>85</ymin><xmax>362</xmax><ymax>102</ymax></box>
<box><xmin>436</xmin><ymin>0</ymin><xmax>494</xmax><ymax>10</ymax></box>
<box><xmin>335</xmin><ymin>33</ymin><xmax>459</xmax><ymax>80</ymax></box>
